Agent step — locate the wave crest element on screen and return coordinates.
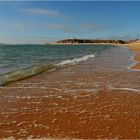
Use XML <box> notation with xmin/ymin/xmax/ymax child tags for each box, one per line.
<box><xmin>56</xmin><ymin>54</ymin><xmax>95</xmax><ymax>67</ymax></box>
<box><xmin>0</xmin><ymin>64</ymin><xmax>55</xmax><ymax>86</ymax></box>
<box><xmin>0</xmin><ymin>54</ymin><xmax>95</xmax><ymax>86</ymax></box>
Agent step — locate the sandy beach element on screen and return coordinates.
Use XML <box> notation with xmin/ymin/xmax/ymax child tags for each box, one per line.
<box><xmin>0</xmin><ymin>44</ymin><xmax>140</xmax><ymax>139</ymax></box>
<box><xmin>125</xmin><ymin>43</ymin><xmax>140</xmax><ymax>70</ymax></box>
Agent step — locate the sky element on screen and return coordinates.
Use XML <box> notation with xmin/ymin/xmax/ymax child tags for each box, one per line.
<box><xmin>0</xmin><ymin>1</ymin><xmax>140</xmax><ymax>44</ymax></box>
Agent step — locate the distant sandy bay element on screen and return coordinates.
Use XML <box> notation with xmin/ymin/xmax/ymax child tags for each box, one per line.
<box><xmin>0</xmin><ymin>43</ymin><xmax>140</xmax><ymax>139</ymax></box>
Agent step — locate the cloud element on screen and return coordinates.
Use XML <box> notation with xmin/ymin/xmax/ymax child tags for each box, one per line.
<box><xmin>80</xmin><ymin>23</ymin><xmax>106</xmax><ymax>32</ymax></box>
<box><xmin>106</xmin><ymin>33</ymin><xmax>138</xmax><ymax>40</ymax></box>
<box><xmin>0</xmin><ymin>35</ymin><xmax>62</xmax><ymax>44</ymax></box>
<box><xmin>0</xmin><ymin>21</ymin><xmax>25</xmax><ymax>32</ymax></box>
<box><xmin>21</xmin><ymin>8</ymin><xmax>60</xmax><ymax>17</ymax></box>
<box><xmin>41</xmin><ymin>22</ymin><xmax>107</xmax><ymax>35</ymax></box>
<box><xmin>107</xmin><ymin>35</ymin><xmax>121</xmax><ymax>40</ymax></box>
<box><xmin>12</xmin><ymin>22</ymin><xmax>25</xmax><ymax>32</ymax></box>
<box><xmin>42</xmin><ymin>22</ymin><xmax>80</xmax><ymax>34</ymax></box>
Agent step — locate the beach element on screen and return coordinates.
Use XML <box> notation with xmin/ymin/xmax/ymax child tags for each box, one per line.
<box><xmin>126</xmin><ymin>43</ymin><xmax>140</xmax><ymax>70</ymax></box>
<box><xmin>0</xmin><ymin>44</ymin><xmax>140</xmax><ymax>139</ymax></box>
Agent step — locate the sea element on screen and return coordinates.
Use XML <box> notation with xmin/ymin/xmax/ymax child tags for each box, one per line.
<box><xmin>0</xmin><ymin>44</ymin><xmax>113</xmax><ymax>85</ymax></box>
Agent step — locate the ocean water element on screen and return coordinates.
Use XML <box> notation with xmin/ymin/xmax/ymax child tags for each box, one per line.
<box><xmin>0</xmin><ymin>44</ymin><xmax>113</xmax><ymax>85</ymax></box>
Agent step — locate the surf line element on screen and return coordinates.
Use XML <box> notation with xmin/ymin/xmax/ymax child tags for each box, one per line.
<box><xmin>0</xmin><ymin>54</ymin><xmax>95</xmax><ymax>86</ymax></box>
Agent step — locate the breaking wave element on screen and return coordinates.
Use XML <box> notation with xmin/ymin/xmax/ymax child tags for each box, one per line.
<box><xmin>0</xmin><ymin>64</ymin><xmax>55</xmax><ymax>86</ymax></box>
<box><xmin>56</xmin><ymin>54</ymin><xmax>95</xmax><ymax>66</ymax></box>
<box><xmin>0</xmin><ymin>54</ymin><xmax>95</xmax><ymax>86</ymax></box>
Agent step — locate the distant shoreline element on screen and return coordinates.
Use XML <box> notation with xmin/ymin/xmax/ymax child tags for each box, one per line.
<box><xmin>51</xmin><ymin>42</ymin><xmax>140</xmax><ymax>46</ymax></box>
<box><xmin>54</xmin><ymin>38</ymin><xmax>140</xmax><ymax>45</ymax></box>
<box><xmin>51</xmin><ymin>42</ymin><xmax>120</xmax><ymax>45</ymax></box>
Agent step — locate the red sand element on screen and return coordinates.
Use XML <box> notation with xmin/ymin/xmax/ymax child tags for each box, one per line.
<box><xmin>0</xmin><ymin>45</ymin><xmax>140</xmax><ymax>139</ymax></box>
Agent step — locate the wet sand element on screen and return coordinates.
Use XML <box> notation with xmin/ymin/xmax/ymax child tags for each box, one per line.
<box><xmin>0</xmin><ymin>45</ymin><xmax>140</xmax><ymax>139</ymax></box>
<box><xmin>125</xmin><ymin>43</ymin><xmax>140</xmax><ymax>70</ymax></box>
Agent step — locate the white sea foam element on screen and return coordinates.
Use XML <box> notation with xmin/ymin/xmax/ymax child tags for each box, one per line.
<box><xmin>127</xmin><ymin>51</ymin><xmax>140</xmax><ymax>71</ymax></box>
<box><xmin>110</xmin><ymin>87</ymin><xmax>140</xmax><ymax>93</ymax></box>
<box><xmin>56</xmin><ymin>54</ymin><xmax>95</xmax><ymax>67</ymax></box>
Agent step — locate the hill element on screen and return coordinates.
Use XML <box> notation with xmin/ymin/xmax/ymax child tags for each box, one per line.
<box><xmin>56</xmin><ymin>38</ymin><xmax>126</xmax><ymax>44</ymax></box>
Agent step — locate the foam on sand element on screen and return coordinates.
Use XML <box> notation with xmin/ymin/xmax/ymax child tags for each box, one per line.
<box><xmin>110</xmin><ymin>87</ymin><xmax>140</xmax><ymax>93</ymax></box>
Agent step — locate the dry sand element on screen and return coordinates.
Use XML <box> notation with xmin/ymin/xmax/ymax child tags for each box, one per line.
<box><xmin>126</xmin><ymin>43</ymin><xmax>140</xmax><ymax>52</ymax></box>
<box><xmin>0</xmin><ymin>45</ymin><xmax>140</xmax><ymax>139</ymax></box>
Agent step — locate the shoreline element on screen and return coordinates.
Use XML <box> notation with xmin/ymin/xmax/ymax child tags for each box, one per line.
<box><xmin>50</xmin><ymin>42</ymin><xmax>121</xmax><ymax>46</ymax></box>
<box><xmin>124</xmin><ymin>43</ymin><xmax>140</xmax><ymax>70</ymax></box>
<box><xmin>1</xmin><ymin>42</ymin><xmax>140</xmax><ymax>86</ymax></box>
<box><xmin>50</xmin><ymin>42</ymin><xmax>140</xmax><ymax>71</ymax></box>
<box><xmin>0</xmin><ymin>43</ymin><xmax>140</xmax><ymax>86</ymax></box>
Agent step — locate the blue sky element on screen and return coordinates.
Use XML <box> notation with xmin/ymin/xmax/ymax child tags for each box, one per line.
<box><xmin>0</xmin><ymin>1</ymin><xmax>140</xmax><ymax>44</ymax></box>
